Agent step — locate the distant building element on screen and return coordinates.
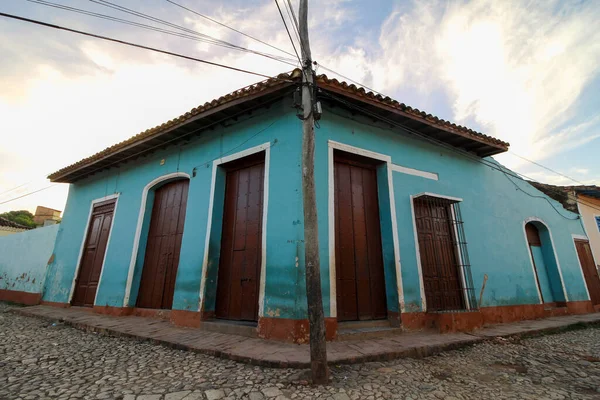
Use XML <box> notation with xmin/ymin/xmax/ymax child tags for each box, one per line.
<box><xmin>33</xmin><ymin>206</ymin><xmax>62</xmax><ymax>226</ymax></box>
<box><xmin>0</xmin><ymin>216</ymin><xmax>31</xmax><ymax>236</ymax></box>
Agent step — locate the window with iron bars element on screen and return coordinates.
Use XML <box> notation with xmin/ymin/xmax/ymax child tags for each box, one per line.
<box><xmin>413</xmin><ymin>194</ymin><xmax>477</xmax><ymax>312</ymax></box>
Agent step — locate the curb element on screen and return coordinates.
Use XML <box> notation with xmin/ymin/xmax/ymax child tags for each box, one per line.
<box><xmin>10</xmin><ymin>307</ymin><xmax>600</xmax><ymax>369</ymax></box>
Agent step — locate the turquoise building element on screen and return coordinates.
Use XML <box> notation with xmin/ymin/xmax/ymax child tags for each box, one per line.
<box><xmin>42</xmin><ymin>70</ymin><xmax>597</xmax><ymax>342</ymax></box>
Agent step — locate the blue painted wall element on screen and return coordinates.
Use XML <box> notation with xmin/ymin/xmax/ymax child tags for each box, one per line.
<box><xmin>314</xmin><ymin>108</ymin><xmax>588</xmax><ymax>314</ymax></box>
<box><xmin>43</xmin><ymin>97</ymin><xmax>590</xmax><ymax>321</ymax></box>
<box><xmin>0</xmin><ymin>225</ymin><xmax>59</xmax><ymax>294</ymax></box>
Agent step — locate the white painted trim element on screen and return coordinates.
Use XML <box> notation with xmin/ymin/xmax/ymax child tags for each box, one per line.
<box><xmin>122</xmin><ymin>172</ymin><xmax>190</xmax><ymax>307</ymax></box>
<box><xmin>409</xmin><ymin>195</ymin><xmax>426</xmax><ymax>311</ymax></box>
<box><xmin>572</xmin><ymin>234</ymin><xmax>589</xmax><ymax>241</ymax></box>
<box><xmin>413</xmin><ymin>192</ymin><xmax>463</xmax><ymax>203</ymax></box>
<box><xmin>391</xmin><ymin>164</ymin><xmax>438</xmax><ymax>181</ymax></box>
<box><xmin>523</xmin><ymin>217</ymin><xmax>569</xmax><ymax>303</ymax></box>
<box><xmin>257</xmin><ymin>145</ymin><xmax>270</xmax><ymax>317</ymax></box>
<box><xmin>328</xmin><ymin>145</ymin><xmax>336</xmax><ymax>316</ymax></box>
<box><xmin>198</xmin><ymin>142</ymin><xmax>271</xmax><ymax>315</ymax></box>
<box><xmin>328</xmin><ymin>140</ymin><xmax>391</xmax><ymax>162</ymax></box>
<box><xmin>522</xmin><ymin>221</ymin><xmax>543</xmax><ymax>304</ymax></box>
<box><xmin>327</xmin><ymin>140</ymin><xmax>404</xmax><ymax>314</ymax></box>
<box><xmin>571</xmin><ymin>234</ymin><xmax>592</xmax><ymax>301</ymax></box>
<box><xmin>68</xmin><ymin>193</ymin><xmax>120</xmax><ymax>304</ymax></box>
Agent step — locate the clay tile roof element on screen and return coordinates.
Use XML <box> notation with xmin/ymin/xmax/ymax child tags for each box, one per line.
<box><xmin>48</xmin><ymin>69</ymin><xmax>509</xmax><ymax>183</ymax></box>
<box><xmin>0</xmin><ymin>217</ymin><xmax>32</xmax><ymax>230</ymax></box>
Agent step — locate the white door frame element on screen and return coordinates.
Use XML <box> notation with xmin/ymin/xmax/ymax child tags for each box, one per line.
<box><xmin>198</xmin><ymin>142</ymin><xmax>271</xmax><ymax>316</ymax></box>
<box><xmin>68</xmin><ymin>193</ymin><xmax>120</xmax><ymax>305</ymax></box>
<box><xmin>122</xmin><ymin>172</ymin><xmax>190</xmax><ymax>307</ymax></box>
<box><xmin>327</xmin><ymin>140</ymin><xmax>403</xmax><ymax>315</ymax></box>
<box><xmin>522</xmin><ymin>217</ymin><xmax>569</xmax><ymax>303</ymax></box>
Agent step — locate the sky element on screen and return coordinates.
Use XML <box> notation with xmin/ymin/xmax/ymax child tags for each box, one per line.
<box><xmin>1</xmin><ymin>0</ymin><xmax>599</xmax><ymax>215</ymax></box>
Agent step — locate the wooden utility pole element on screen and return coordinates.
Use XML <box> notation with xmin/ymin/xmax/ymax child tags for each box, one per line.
<box><xmin>299</xmin><ymin>0</ymin><xmax>329</xmax><ymax>384</ymax></box>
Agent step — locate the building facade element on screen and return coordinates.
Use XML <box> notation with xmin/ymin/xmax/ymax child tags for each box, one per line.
<box><xmin>41</xmin><ymin>71</ymin><xmax>597</xmax><ymax>342</ymax></box>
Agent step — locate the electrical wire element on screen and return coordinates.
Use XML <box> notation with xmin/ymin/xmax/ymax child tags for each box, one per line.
<box><xmin>25</xmin><ymin>0</ymin><xmax>297</xmax><ymax>66</ymax></box>
<box><xmin>88</xmin><ymin>0</ymin><xmax>295</xmax><ymax>64</ymax></box>
<box><xmin>164</xmin><ymin>0</ymin><xmax>296</xmax><ymax>59</ymax></box>
<box><xmin>0</xmin><ymin>12</ymin><xmax>292</xmax><ymax>80</ymax></box>
<box><xmin>23</xmin><ymin>0</ymin><xmax>297</xmax><ymax>66</ymax></box>
<box><xmin>319</xmin><ymin>89</ymin><xmax>600</xmax><ymax>216</ymax></box>
<box><xmin>0</xmin><ymin>181</ymin><xmax>35</xmax><ymax>197</ymax></box>
<box><xmin>273</xmin><ymin>0</ymin><xmax>302</xmax><ymax>65</ymax></box>
<box><xmin>0</xmin><ymin>185</ymin><xmax>58</xmax><ymax>205</ymax></box>
<box><xmin>508</xmin><ymin>151</ymin><xmax>591</xmax><ymax>187</ymax></box>
<box><xmin>283</xmin><ymin>0</ymin><xmax>302</xmax><ymax>53</ymax></box>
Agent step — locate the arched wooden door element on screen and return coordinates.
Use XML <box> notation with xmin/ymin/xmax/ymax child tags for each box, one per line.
<box><xmin>137</xmin><ymin>179</ymin><xmax>189</xmax><ymax>310</ymax></box>
<box><xmin>525</xmin><ymin>223</ymin><xmax>554</xmax><ymax>303</ymax></box>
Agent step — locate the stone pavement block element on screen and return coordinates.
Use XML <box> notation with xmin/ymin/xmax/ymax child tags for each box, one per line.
<box><xmin>12</xmin><ymin>305</ymin><xmax>600</xmax><ymax>368</ymax></box>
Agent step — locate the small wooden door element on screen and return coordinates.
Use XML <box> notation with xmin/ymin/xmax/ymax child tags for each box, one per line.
<box><xmin>137</xmin><ymin>179</ymin><xmax>189</xmax><ymax>310</ymax></box>
<box><xmin>575</xmin><ymin>239</ymin><xmax>600</xmax><ymax>306</ymax></box>
<box><xmin>334</xmin><ymin>153</ymin><xmax>387</xmax><ymax>321</ymax></box>
<box><xmin>216</xmin><ymin>153</ymin><xmax>265</xmax><ymax>321</ymax></box>
<box><xmin>72</xmin><ymin>199</ymin><xmax>116</xmax><ymax>307</ymax></box>
<box><xmin>414</xmin><ymin>198</ymin><xmax>465</xmax><ymax>311</ymax></box>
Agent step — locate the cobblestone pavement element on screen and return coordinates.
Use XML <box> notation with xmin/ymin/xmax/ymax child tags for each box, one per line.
<box><xmin>1</xmin><ymin>303</ymin><xmax>599</xmax><ymax>400</ymax></box>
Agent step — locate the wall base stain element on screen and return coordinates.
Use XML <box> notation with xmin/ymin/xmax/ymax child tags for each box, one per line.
<box><xmin>402</xmin><ymin>301</ymin><xmax>596</xmax><ymax>333</ymax></box>
<box><xmin>257</xmin><ymin>317</ymin><xmax>337</xmax><ymax>343</ymax></box>
<box><xmin>40</xmin><ymin>300</ymin><xmax>70</xmax><ymax>308</ymax></box>
<box><xmin>0</xmin><ymin>289</ymin><xmax>42</xmax><ymax>306</ymax></box>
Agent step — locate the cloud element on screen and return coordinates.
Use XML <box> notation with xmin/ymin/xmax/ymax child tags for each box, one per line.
<box><xmin>320</xmin><ymin>0</ymin><xmax>600</xmax><ymax>169</ymax></box>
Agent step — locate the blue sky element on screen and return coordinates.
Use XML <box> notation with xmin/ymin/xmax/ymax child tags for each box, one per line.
<box><xmin>1</xmin><ymin>0</ymin><xmax>599</xmax><ymax>213</ymax></box>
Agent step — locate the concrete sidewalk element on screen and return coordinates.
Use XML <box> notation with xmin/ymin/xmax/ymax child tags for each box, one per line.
<box><xmin>11</xmin><ymin>305</ymin><xmax>600</xmax><ymax>369</ymax></box>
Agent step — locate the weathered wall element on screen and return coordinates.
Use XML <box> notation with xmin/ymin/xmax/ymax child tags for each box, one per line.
<box><xmin>0</xmin><ymin>224</ymin><xmax>59</xmax><ymax>302</ymax></box>
<box><xmin>578</xmin><ymin>194</ymin><xmax>600</xmax><ymax>267</ymax></box>
<box><xmin>42</xmin><ymin>95</ymin><xmax>591</xmax><ymax>322</ymax></box>
<box><xmin>313</xmin><ymin>108</ymin><xmax>589</xmax><ymax>314</ymax></box>
<box><xmin>43</xmin><ymin>99</ymin><xmax>307</xmax><ymax>320</ymax></box>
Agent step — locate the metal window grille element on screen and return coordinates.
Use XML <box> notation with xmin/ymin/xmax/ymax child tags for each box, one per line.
<box><xmin>413</xmin><ymin>195</ymin><xmax>477</xmax><ymax>312</ymax></box>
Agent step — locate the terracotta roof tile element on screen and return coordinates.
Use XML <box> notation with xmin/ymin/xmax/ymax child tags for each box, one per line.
<box><xmin>48</xmin><ymin>69</ymin><xmax>509</xmax><ymax>181</ymax></box>
<box><xmin>0</xmin><ymin>216</ymin><xmax>32</xmax><ymax>230</ymax></box>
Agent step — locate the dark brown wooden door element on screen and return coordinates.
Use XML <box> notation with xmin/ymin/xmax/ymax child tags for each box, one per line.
<box><xmin>137</xmin><ymin>179</ymin><xmax>189</xmax><ymax>310</ymax></box>
<box><xmin>414</xmin><ymin>198</ymin><xmax>465</xmax><ymax>311</ymax></box>
<box><xmin>72</xmin><ymin>199</ymin><xmax>116</xmax><ymax>307</ymax></box>
<box><xmin>575</xmin><ymin>239</ymin><xmax>600</xmax><ymax>306</ymax></box>
<box><xmin>334</xmin><ymin>153</ymin><xmax>387</xmax><ymax>321</ymax></box>
<box><xmin>216</xmin><ymin>154</ymin><xmax>265</xmax><ymax>321</ymax></box>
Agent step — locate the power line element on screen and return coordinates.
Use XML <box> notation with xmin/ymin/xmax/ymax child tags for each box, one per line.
<box><xmin>0</xmin><ymin>185</ymin><xmax>58</xmax><ymax>205</ymax></box>
<box><xmin>274</xmin><ymin>0</ymin><xmax>302</xmax><ymax>65</ymax></box>
<box><xmin>312</xmin><ymin>65</ymin><xmax>600</xmax><ymax>213</ymax></box>
<box><xmin>0</xmin><ymin>12</ymin><xmax>291</xmax><ymax>80</ymax></box>
<box><xmin>508</xmin><ymin>151</ymin><xmax>591</xmax><ymax>187</ymax></box>
<box><xmin>0</xmin><ymin>181</ymin><xmax>34</xmax><ymax>197</ymax></box>
<box><xmin>319</xmin><ymin>89</ymin><xmax>600</xmax><ymax>216</ymax></box>
<box><xmin>24</xmin><ymin>0</ymin><xmax>297</xmax><ymax>66</ymax></box>
<box><xmin>283</xmin><ymin>0</ymin><xmax>302</xmax><ymax>52</ymax></box>
<box><xmin>87</xmin><ymin>0</ymin><xmax>297</xmax><ymax>64</ymax></box>
<box><xmin>164</xmin><ymin>0</ymin><xmax>296</xmax><ymax>59</ymax></box>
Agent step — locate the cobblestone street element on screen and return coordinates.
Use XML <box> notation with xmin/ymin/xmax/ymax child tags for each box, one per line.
<box><xmin>1</xmin><ymin>303</ymin><xmax>599</xmax><ymax>400</ymax></box>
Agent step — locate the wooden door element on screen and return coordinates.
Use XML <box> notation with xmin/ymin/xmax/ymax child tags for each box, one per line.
<box><xmin>216</xmin><ymin>154</ymin><xmax>265</xmax><ymax>321</ymax></box>
<box><xmin>575</xmin><ymin>239</ymin><xmax>600</xmax><ymax>306</ymax></box>
<box><xmin>72</xmin><ymin>199</ymin><xmax>115</xmax><ymax>307</ymax></box>
<box><xmin>414</xmin><ymin>198</ymin><xmax>465</xmax><ymax>311</ymax></box>
<box><xmin>137</xmin><ymin>179</ymin><xmax>189</xmax><ymax>310</ymax></box>
<box><xmin>334</xmin><ymin>153</ymin><xmax>387</xmax><ymax>321</ymax></box>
